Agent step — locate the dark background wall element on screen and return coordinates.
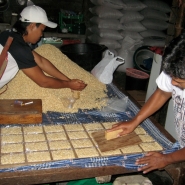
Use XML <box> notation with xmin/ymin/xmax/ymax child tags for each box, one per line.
<box><xmin>7</xmin><ymin>0</ymin><xmax>172</xmax><ymax>21</ymax></box>
<box><xmin>0</xmin><ymin>0</ymin><xmax>176</xmax><ymax>35</ymax></box>
<box><xmin>0</xmin><ymin>0</ymin><xmax>92</xmax><ymax>25</ymax></box>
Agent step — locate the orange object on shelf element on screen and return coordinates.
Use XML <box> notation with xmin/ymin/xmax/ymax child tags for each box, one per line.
<box><xmin>62</xmin><ymin>39</ymin><xmax>81</xmax><ymax>45</ymax></box>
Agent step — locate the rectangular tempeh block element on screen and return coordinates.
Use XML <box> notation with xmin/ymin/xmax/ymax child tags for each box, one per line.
<box><xmin>105</xmin><ymin>129</ymin><xmax>123</xmax><ymax>140</ymax></box>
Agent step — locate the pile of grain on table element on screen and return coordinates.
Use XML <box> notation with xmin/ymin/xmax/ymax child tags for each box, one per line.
<box><xmin>0</xmin><ymin>44</ymin><xmax>107</xmax><ymax>113</ymax></box>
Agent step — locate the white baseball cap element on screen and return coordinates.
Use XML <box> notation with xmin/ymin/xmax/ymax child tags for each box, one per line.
<box><xmin>20</xmin><ymin>5</ymin><xmax>57</xmax><ymax>28</ymax></box>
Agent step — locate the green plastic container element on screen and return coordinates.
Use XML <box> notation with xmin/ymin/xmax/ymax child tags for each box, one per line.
<box><xmin>59</xmin><ymin>11</ymin><xmax>84</xmax><ymax>33</ymax></box>
<box><xmin>67</xmin><ymin>178</ymin><xmax>112</xmax><ymax>185</ymax></box>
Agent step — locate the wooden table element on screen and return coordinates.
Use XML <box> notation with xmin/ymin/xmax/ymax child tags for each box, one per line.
<box><xmin>0</xmin><ymin>88</ymin><xmax>184</xmax><ymax>185</ymax></box>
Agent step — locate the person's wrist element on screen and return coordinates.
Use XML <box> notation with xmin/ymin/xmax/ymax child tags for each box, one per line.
<box><xmin>62</xmin><ymin>80</ymin><xmax>70</xmax><ymax>88</ymax></box>
<box><xmin>132</xmin><ymin>117</ymin><xmax>141</xmax><ymax>127</ymax></box>
<box><xmin>163</xmin><ymin>154</ymin><xmax>172</xmax><ymax>166</ymax></box>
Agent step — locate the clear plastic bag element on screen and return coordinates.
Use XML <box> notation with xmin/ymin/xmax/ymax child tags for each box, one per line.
<box><xmin>61</xmin><ymin>96</ymin><xmax>76</xmax><ymax>109</ymax></box>
<box><xmin>100</xmin><ymin>96</ymin><xmax>128</xmax><ymax>113</ymax></box>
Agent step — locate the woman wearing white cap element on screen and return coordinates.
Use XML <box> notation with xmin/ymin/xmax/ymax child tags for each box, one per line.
<box><xmin>0</xmin><ymin>5</ymin><xmax>87</xmax><ymax>90</ymax></box>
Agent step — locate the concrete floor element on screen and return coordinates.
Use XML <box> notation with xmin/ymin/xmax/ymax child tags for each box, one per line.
<box><xmin>39</xmin><ymin>170</ymin><xmax>173</xmax><ymax>185</ymax></box>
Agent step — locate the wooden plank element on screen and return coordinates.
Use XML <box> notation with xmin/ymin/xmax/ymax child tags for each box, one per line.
<box><xmin>0</xmin><ymin>166</ymin><xmax>135</xmax><ymax>185</ymax></box>
<box><xmin>92</xmin><ymin>130</ymin><xmax>142</xmax><ymax>152</ymax></box>
<box><xmin>0</xmin><ymin>99</ymin><xmax>42</xmax><ymax>124</ymax></box>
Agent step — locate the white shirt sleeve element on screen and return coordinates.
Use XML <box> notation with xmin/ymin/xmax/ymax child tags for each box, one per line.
<box><xmin>156</xmin><ymin>71</ymin><xmax>173</xmax><ymax>92</ymax></box>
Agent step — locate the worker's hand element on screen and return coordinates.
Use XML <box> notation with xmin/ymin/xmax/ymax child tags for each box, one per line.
<box><xmin>135</xmin><ymin>152</ymin><xmax>169</xmax><ymax>174</ymax></box>
<box><xmin>107</xmin><ymin>120</ymin><xmax>136</xmax><ymax>136</ymax></box>
<box><xmin>68</xmin><ymin>79</ymin><xmax>87</xmax><ymax>91</ymax></box>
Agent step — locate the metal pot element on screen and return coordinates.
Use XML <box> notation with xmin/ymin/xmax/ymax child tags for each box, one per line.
<box><xmin>60</xmin><ymin>43</ymin><xmax>107</xmax><ymax>71</ymax></box>
<box><xmin>133</xmin><ymin>46</ymin><xmax>154</xmax><ymax>74</ymax></box>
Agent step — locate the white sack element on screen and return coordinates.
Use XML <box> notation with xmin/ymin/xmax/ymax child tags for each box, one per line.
<box><xmin>88</xmin><ymin>26</ymin><xmax>123</xmax><ymax>40</ymax></box>
<box><xmin>116</xmin><ymin>36</ymin><xmax>143</xmax><ymax>72</ymax></box>
<box><xmin>88</xmin><ymin>34</ymin><xmax>121</xmax><ymax>49</ymax></box>
<box><xmin>143</xmin><ymin>37</ymin><xmax>166</xmax><ymax>47</ymax></box>
<box><xmin>120</xmin><ymin>30</ymin><xmax>143</xmax><ymax>40</ymax></box>
<box><xmin>90</xmin><ymin>16</ymin><xmax>124</xmax><ymax>30</ymax></box>
<box><xmin>140</xmin><ymin>29</ymin><xmax>166</xmax><ymax>38</ymax></box>
<box><xmin>90</xmin><ymin>0</ymin><xmax>124</xmax><ymax>9</ymax></box>
<box><xmin>89</xmin><ymin>6</ymin><xmax>123</xmax><ymax>19</ymax></box>
<box><xmin>142</xmin><ymin>0</ymin><xmax>171</xmax><ymax>13</ymax></box>
<box><xmin>141</xmin><ymin>18</ymin><xmax>169</xmax><ymax>31</ymax></box>
<box><xmin>122</xmin><ymin>0</ymin><xmax>147</xmax><ymax>11</ymax></box>
<box><xmin>140</xmin><ymin>8</ymin><xmax>169</xmax><ymax>21</ymax></box>
<box><xmin>120</xmin><ymin>11</ymin><xmax>144</xmax><ymax>23</ymax></box>
<box><xmin>122</xmin><ymin>21</ymin><xmax>146</xmax><ymax>32</ymax></box>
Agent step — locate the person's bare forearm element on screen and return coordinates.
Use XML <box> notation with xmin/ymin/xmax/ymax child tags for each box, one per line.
<box><xmin>34</xmin><ymin>76</ymin><xmax>70</xmax><ymax>88</ymax></box>
<box><xmin>40</xmin><ymin>57</ymin><xmax>70</xmax><ymax>81</ymax></box>
<box><xmin>133</xmin><ymin>88</ymin><xmax>171</xmax><ymax>124</ymax></box>
<box><xmin>108</xmin><ymin>88</ymin><xmax>172</xmax><ymax>135</ymax></box>
<box><xmin>165</xmin><ymin>147</ymin><xmax>185</xmax><ymax>165</ymax></box>
<box><xmin>33</xmin><ymin>51</ymin><xmax>70</xmax><ymax>81</ymax></box>
<box><xmin>22</xmin><ymin>66</ymin><xmax>86</xmax><ymax>90</ymax></box>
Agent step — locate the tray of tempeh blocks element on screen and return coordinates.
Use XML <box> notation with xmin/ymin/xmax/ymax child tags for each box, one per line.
<box><xmin>0</xmin><ymin>122</ymin><xmax>163</xmax><ymax>169</ymax></box>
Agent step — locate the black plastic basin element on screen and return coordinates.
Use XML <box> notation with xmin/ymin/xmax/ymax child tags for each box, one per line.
<box><xmin>60</xmin><ymin>43</ymin><xmax>107</xmax><ymax>71</ymax></box>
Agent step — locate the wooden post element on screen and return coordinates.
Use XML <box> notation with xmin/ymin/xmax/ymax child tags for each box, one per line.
<box><xmin>175</xmin><ymin>0</ymin><xmax>185</xmax><ymax>37</ymax></box>
<box><xmin>166</xmin><ymin>0</ymin><xmax>185</xmax><ymax>44</ymax></box>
